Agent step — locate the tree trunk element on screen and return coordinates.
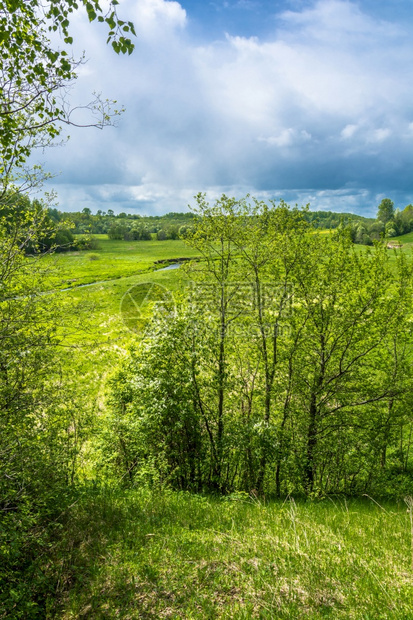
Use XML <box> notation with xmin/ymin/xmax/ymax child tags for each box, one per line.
<box><xmin>304</xmin><ymin>393</ymin><xmax>318</xmax><ymax>493</ymax></box>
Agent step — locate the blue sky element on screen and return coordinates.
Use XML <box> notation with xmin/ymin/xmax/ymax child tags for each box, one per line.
<box><xmin>39</xmin><ymin>0</ymin><xmax>413</xmax><ymax>216</ymax></box>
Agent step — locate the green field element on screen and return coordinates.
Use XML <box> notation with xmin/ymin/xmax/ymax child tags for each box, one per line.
<box><xmin>51</xmin><ymin>239</ymin><xmax>196</xmax><ymax>470</ymax></box>
<box><xmin>41</xmin><ymin>236</ymin><xmax>200</xmax><ymax>290</ymax></box>
<box><xmin>44</xmin><ymin>490</ymin><xmax>413</xmax><ymax>619</ymax></box>
<box><xmin>393</xmin><ymin>231</ymin><xmax>413</xmax><ymax>246</ymax></box>
<box><xmin>10</xmin><ymin>236</ymin><xmax>413</xmax><ymax>619</ymax></box>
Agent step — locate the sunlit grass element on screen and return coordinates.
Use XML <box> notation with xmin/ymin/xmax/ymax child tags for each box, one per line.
<box><xmin>49</xmin><ymin>489</ymin><xmax>413</xmax><ymax>619</ymax></box>
<box><xmin>38</xmin><ymin>238</ymin><xmax>200</xmax><ymax>290</ymax></box>
<box><xmin>392</xmin><ymin>231</ymin><xmax>413</xmax><ymax>246</ymax></box>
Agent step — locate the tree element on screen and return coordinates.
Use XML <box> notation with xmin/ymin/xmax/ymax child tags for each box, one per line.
<box><xmin>0</xmin><ymin>3</ymin><xmax>135</xmax><ymax>612</ymax></box>
<box><xmin>221</xmin><ymin>198</ymin><xmax>309</xmax><ymax>492</ymax></box>
<box><xmin>385</xmin><ymin>221</ymin><xmax>397</xmax><ymax>238</ymax></box>
<box><xmin>0</xmin><ymin>0</ymin><xmax>135</xmax><ymax>195</ymax></box>
<box><xmin>107</xmin><ymin>196</ymin><xmax>413</xmax><ymax>498</ymax></box>
<box><xmin>289</xmin><ymin>232</ymin><xmax>411</xmax><ymax>493</ymax></box>
<box><xmin>377</xmin><ymin>198</ymin><xmax>395</xmax><ymax>224</ymax></box>
<box><xmin>157</xmin><ymin>229</ymin><xmax>168</xmax><ymax>240</ymax></box>
<box><xmin>107</xmin><ymin>317</ymin><xmax>206</xmax><ymax>490</ymax></box>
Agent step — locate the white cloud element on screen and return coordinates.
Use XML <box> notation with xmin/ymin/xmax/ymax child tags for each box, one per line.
<box><xmin>126</xmin><ymin>0</ymin><xmax>187</xmax><ymax>38</ymax></box>
<box><xmin>41</xmin><ymin>0</ymin><xmax>413</xmax><ymax>214</ymax></box>
<box><xmin>341</xmin><ymin>124</ymin><xmax>358</xmax><ymax>139</ymax></box>
<box><xmin>259</xmin><ymin>129</ymin><xmax>312</xmax><ymax>147</ymax></box>
<box><xmin>367</xmin><ymin>128</ymin><xmax>392</xmax><ymax>143</ymax></box>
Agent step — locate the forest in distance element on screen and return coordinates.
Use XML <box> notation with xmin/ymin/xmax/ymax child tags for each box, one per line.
<box><xmin>3</xmin><ymin>189</ymin><xmax>413</xmax><ymax>251</ymax></box>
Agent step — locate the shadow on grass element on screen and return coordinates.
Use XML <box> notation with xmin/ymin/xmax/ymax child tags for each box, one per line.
<box><xmin>43</xmin><ymin>489</ymin><xmax>413</xmax><ymax>620</ymax></box>
<box><xmin>52</xmin><ymin>487</ymin><xmax>186</xmax><ymax>619</ymax></box>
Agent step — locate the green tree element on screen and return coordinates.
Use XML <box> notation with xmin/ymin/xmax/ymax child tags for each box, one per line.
<box><xmin>107</xmin><ymin>317</ymin><xmax>206</xmax><ymax>490</ymax></box>
<box><xmin>0</xmin><ymin>2</ymin><xmax>135</xmax><ymax>612</ymax></box>
<box><xmin>289</xmin><ymin>232</ymin><xmax>411</xmax><ymax>493</ymax></box>
<box><xmin>385</xmin><ymin>221</ymin><xmax>397</xmax><ymax>237</ymax></box>
<box><xmin>183</xmin><ymin>194</ymin><xmax>244</xmax><ymax>490</ymax></box>
<box><xmin>377</xmin><ymin>198</ymin><xmax>395</xmax><ymax>224</ymax></box>
<box><xmin>0</xmin><ymin>0</ymin><xmax>134</xmax><ymax>194</ymax></box>
<box><xmin>0</xmin><ymin>203</ymin><xmax>88</xmax><ymax>613</ymax></box>
<box><xmin>108</xmin><ymin>196</ymin><xmax>413</xmax><ymax>498</ymax></box>
<box><xmin>157</xmin><ymin>229</ymin><xmax>168</xmax><ymax>240</ymax></box>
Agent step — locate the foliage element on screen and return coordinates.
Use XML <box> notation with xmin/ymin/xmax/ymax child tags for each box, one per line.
<box><xmin>35</xmin><ymin>200</ymin><xmax>413</xmax><ymax>248</ymax></box>
<box><xmin>3</xmin><ymin>189</ymin><xmax>413</xmax><ymax>614</ymax></box>
<box><xmin>0</xmin><ymin>207</ymin><xmax>91</xmax><ymax>617</ymax></box>
<box><xmin>344</xmin><ymin>198</ymin><xmax>413</xmax><ymax>245</ymax></box>
<box><xmin>63</xmin><ymin>208</ymin><xmax>195</xmax><ymax>237</ymax></box>
<box><xmin>0</xmin><ymin>0</ymin><xmax>134</xmax><ymax>195</ymax></box>
<box><xmin>0</xmin><ymin>189</ymin><xmax>75</xmax><ymax>252</ymax></box>
<box><xmin>377</xmin><ymin>198</ymin><xmax>395</xmax><ymax>224</ymax></box>
<box><xmin>0</xmin><ymin>0</ymin><xmax>136</xmax><ymax>613</ymax></box>
<box><xmin>73</xmin><ymin>233</ymin><xmax>99</xmax><ymax>251</ymax></box>
<box><xmin>108</xmin><ymin>196</ymin><xmax>413</xmax><ymax>497</ymax></box>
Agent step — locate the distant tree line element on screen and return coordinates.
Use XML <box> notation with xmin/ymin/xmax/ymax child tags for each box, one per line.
<box><xmin>304</xmin><ymin>209</ymin><xmax>372</xmax><ymax>230</ymax></box>
<box><xmin>50</xmin><ymin>198</ymin><xmax>413</xmax><ymax>247</ymax></box>
<box><xmin>48</xmin><ymin>207</ymin><xmax>197</xmax><ymax>241</ymax></box>
<box><xmin>4</xmin><ymin>195</ymin><xmax>412</xmax><ymax>254</ymax></box>
<box><xmin>348</xmin><ymin>198</ymin><xmax>413</xmax><ymax>245</ymax></box>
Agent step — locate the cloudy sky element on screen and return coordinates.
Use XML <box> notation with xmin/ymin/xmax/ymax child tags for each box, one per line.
<box><xmin>39</xmin><ymin>0</ymin><xmax>413</xmax><ymax>216</ymax></box>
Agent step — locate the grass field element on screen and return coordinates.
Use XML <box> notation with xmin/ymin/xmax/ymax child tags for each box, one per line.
<box><xmin>31</xmin><ymin>236</ymin><xmax>413</xmax><ymax>618</ymax></box>
<box><xmin>50</xmin><ymin>239</ymin><xmax>195</xmax><ymax>479</ymax></box>
<box><xmin>50</xmin><ymin>489</ymin><xmax>413</xmax><ymax>619</ymax></box>
<box><xmin>393</xmin><ymin>231</ymin><xmax>413</xmax><ymax>246</ymax></box>
<box><xmin>41</xmin><ymin>237</ymin><xmax>200</xmax><ymax>290</ymax></box>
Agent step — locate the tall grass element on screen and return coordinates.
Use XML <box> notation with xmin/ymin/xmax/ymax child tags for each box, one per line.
<box><xmin>44</xmin><ymin>488</ymin><xmax>413</xmax><ymax>619</ymax></box>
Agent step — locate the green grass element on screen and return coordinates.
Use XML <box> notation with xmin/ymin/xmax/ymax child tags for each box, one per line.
<box><xmin>50</xmin><ymin>245</ymin><xmax>194</xmax><ymax>481</ymax></box>
<box><xmin>48</xmin><ymin>489</ymin><xmax>413</xmax><ymax>619</ymax></box>
<box><xmin>21</xmin><ymin>239</ymin><xmax>413</xmax><ymax>618</ymax></box>
<box><xmin>40</xmin><ymin>239</ymin><xmax>197</xmax><ymax>432</ymax></box>
<box><xmin>392</xmin><ymin>231</ymin><xmax>413</xmax><ymax>246</ymax></box>
<box><xmin>40</xmin><ymin>238</ymin><xmax>200</xmax><ymax>290</ymax></box>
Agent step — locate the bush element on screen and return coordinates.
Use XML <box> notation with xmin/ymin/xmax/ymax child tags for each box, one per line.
<box><xmin>73</xmin><ymin>235</ymin><xmax>100</xmax><ymax>251</ymax></box>
<box><xmin>108</xmin><ymin>224</ymin><xmax>127</xmax><ymax>240</ymax></box>
<box><xmin>156</xmin><ymin>229</ymin><xmax>167</xmax><ymax>241</ymax></box>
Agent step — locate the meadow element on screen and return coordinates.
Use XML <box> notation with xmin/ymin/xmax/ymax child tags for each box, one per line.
<box><xmin>35</xmin><ymin>490</ymin><xmax>413</xmax><ymax>619</ymax></box>
<box><xmin>44</xmin><ymin>237</ymin><xmax>197</xmax><ymax>481</ymax></box>
<box><xmin>4</xmin><ymin>229</ymin><xmax>413</xmax><ymax>619</ymax></box>
<box><xmin>31</xmin><ymin>234</ymin><xmax>413</xmax><ymax>619</ymax></box>
<box><xmin>41</xmin><ymin>237</ymin><xmax>200</xmax><ymax>290</ymax></box>
<box><xmin>393</xmin><ymin>231</ymin><xmax>413</xmax><ymax>246</ymax></box>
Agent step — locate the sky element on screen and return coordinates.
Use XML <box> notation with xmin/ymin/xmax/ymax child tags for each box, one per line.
<box><xmin>37</xmin><ymin>0</ymin><xmax>413</xmax><ymax>216</ymax></box>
